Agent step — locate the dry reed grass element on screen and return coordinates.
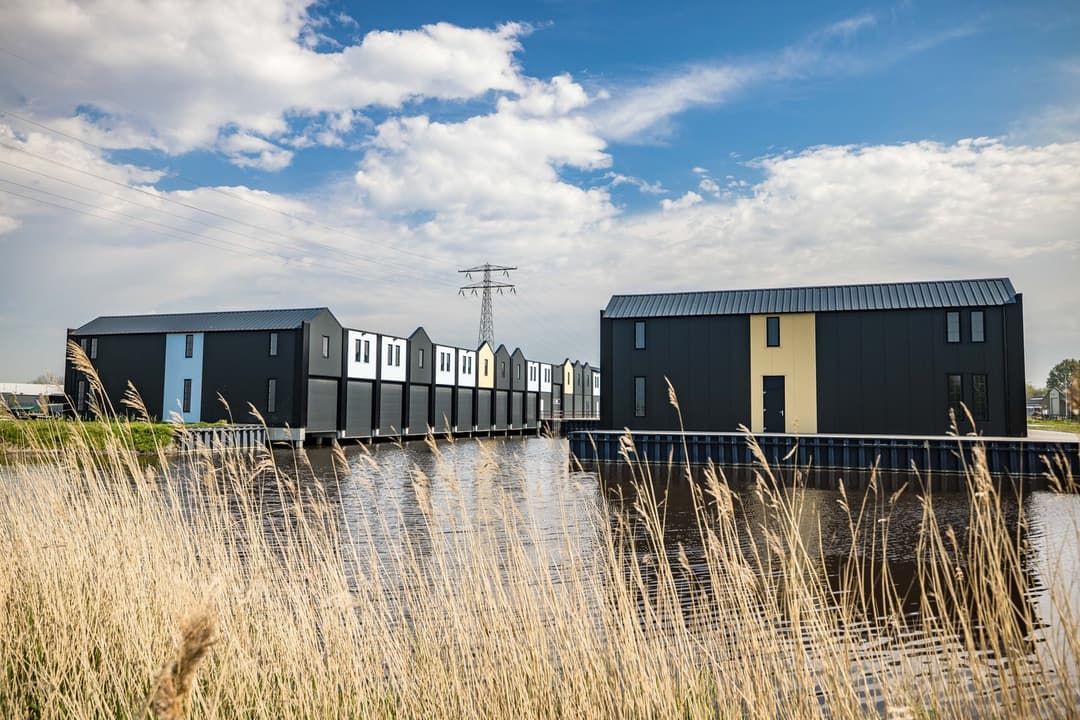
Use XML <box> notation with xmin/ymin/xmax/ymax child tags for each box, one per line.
<box><xmin>0</xmin><ymin>352</ymin><xmax>1078</xmax><ymax>718</ymax></box>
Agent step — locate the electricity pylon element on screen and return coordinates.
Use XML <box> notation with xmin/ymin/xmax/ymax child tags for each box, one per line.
<box><xmin>459</xmin><ymin>263</ymin><xmax>516</xmax><ymax>347</ymax></box>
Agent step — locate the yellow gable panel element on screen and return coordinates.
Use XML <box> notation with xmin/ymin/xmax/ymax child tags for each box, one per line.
<box><xmin>477</xmin><ymin>344</ymin><xmax>495</xmax><ymax>389</ymax></box>
<box><xmin>749</xmin><ymin>313</ymin><xmax>817</xmax><ymax>434</ymax></box>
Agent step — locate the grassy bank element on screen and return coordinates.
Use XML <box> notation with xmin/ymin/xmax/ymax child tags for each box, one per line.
<box><xmin>1</xmin><ymin>394</ymin><xmax>1078</xmax><ymax>718</ymax></box>
<box><xmin>1030</xmin><ymin>417</ymin><xmax>1080</xmax><ymax>435</ymax></box>
<box><xmin>0</xmin><ymin>417</ymin><xmax>175</xmax><ymax>453</ymax></box>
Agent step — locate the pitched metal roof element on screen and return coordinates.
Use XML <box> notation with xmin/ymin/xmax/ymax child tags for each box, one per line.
<box><xmin>603</xmin><ymin>278</ymin><xmax>1017</xmax><ymax>319</ymax></box>
<box><xmin>72</xmin><ymin>308</ymin><xmax>333</xmax><ymax>336</ymax></box>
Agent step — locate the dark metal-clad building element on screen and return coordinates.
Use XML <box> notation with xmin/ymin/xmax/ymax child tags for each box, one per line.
<box><xmin>67</xmin><ymin>308</ymin><xmax>343</xmax><ymax>442</ymax></box>
<box><xmin>600</xmin><ymin>278</ymin><xmax>1026</xmax><ymax>437</ymax></box>
<box><xmin>406</xmin><ymin>327</ymin><xmax>433</xmax><ymax>436</ymax></box>
<box><xmin>494</xmin><ymin>344</ymin><xmax>511</xmax><ymax>430</ymax></box>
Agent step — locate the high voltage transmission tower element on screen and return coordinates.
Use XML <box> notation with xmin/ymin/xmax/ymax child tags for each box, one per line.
<box><xmin>459</xmin><ymin>263</ymin><xmax>516</xmax><ymax>347</ymax></box>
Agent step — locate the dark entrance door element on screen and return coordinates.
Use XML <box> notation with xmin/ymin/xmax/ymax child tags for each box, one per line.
<box><xmin>763</xmin><ymin>375</ymin><xmax>785</xmax><ymax>433</ymax></box>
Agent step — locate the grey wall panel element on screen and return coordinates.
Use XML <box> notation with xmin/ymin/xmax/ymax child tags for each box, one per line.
<box><xmin>202</xmin><ymin>330</ymin><xmax>300</xmax><ymax>426</ymax></box>
<box><xmin>511</xmin><ymin>391</ymin><xmax>523</xmax><ymax>427</ymax></box>
<box><xmin>456</xmin><ymin>388</ymin><xmax>473</xmax><ymax>430</ymax></box>
<box><xmin>540</xmin><ymin>391</ymin><xmax>552</xmax><ymax>419</ymax></box>
<box><xmin>307</xmin><ymin>310</ymin><xmax>343</xmax><ymax>378</ymax></box>
<box><xmin>434</xmin><ymin>387</ymin><xmax>453</xmax><ymax>433</ymax></box>
<box><xmin>526</xmin><ymin>392</ymin><xmax>537</xmax><ymax>426</ymax></box>
<box><xmin>511</xmin><ymin>350</ymin><xmax>526</xmax><ymax>391</ymax></box>
<box><xmin>408</xmin><ymin>328</ymin><xmax>433</xmax><ymax>385</ymax></box>
<box><xmin>494</xmin><ymin>390</ymin><xmax>508</xmax><ymax>429</ymax></box>
<box><xmin>378</xmin><ymin>383</ymin><xmax>403</xmax><ymax>436</ymax></box>
<box><xmin>495</xmin><ymin>347</ymin><xmax>512</xmax><ymax>390</ymax></box>
<box><xmin>346</xmin><ymin>380</ymin><xmax>373</xmax><ymax>437</ymax></box>
<box><xmin>408</xmin><ymin>385</ymin><xmax>430</xmax><ymax>434</ymax></box>
<box><xmin>307</xmin><ymin>378</ymin><xmax>339</xmax><ymax>433</ymax></box>
<box><xmin>476</xmin><ymin>388</ymin><xmax>492</xmax><ymax>430</ymax></box>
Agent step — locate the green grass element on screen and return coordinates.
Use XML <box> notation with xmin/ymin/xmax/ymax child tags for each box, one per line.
<box><xmin>0</xmin><ymin>418</ymin><xmax>174</xmax><ymax>453</ymax></box>
<box><xmin>1029</xmin><ymin>417</ymin><xmax>1080</xmax><ymax>434</ymax></box>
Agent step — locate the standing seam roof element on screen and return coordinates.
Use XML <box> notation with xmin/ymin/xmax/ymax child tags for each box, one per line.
<box><xmin>603</xmin><ymin>278</ymin><xmax>1017</xmax><ymax>319</ymax></box>
<box><xmin>72</xmin><ymin>308</ymin><xmax>333</xmax><ymax>335</ymax></box>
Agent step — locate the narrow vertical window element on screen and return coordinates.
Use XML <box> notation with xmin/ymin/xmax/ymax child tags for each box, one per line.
<box><xmin>418</xmin><ymin>348</ymin><xmax>424</xmax><ymax>368</ymax></box>
<box><xmin>946</xmin><ymin>312</ymin><xmax>960</xmax><ymax>343</ymax></box>
<box><xmin>394</xmin><ymin>345</ymin><xmax>401</xmax><ymax>366</ymax></box>
<box><xmin>634</xmin><ymin>321</ymin><xmax>646</xmax><ymax>350</ymax></box>
<box><xmin>184</xmin><ymin>334</ymin><xmax>193</xmax><ymax>358</ymax></box>
<box><xmin>355</xmin><ymin>339</ymin><xmax>362</xmax><ymax>362</ymax></box>
<box><xmin>500</xmin><ymin>361</ymin><xmax>506</xmax><ymax>378</ymax></box>
<box><xmin>77</xmin><ymin>380</ymin><xmax>87</xmax><ymax>411</ymax></box>
<box><xmin>766</xmin><ymin>316</ymin><xmax>780</xmax><ymax>347</ymax></box>
<box><xmin>634</xmin><ymin>376</ymin><xmax>646</xmax><ymax>417</ymax></box>
<box><xmin>182</xmin><ymin>378</ymin><xmax>192</xmax><ymax>413</ymax></box>
<box><xmin>90</xmin><ymin>338</ymin><xmax>98</xmax><ymax>359</ymax></box>
<box><xmin>321</xmin><ymin>335</ymin><xmax>330</xmax><ymax>358</ymax></box>
<box><xmin>972</xmin><ymin>374</ymin><xmax>988</xmax><ymax>421</ymax></box>
<box><xmin>363</xmin><ymin>340</ymin><xmax>370</xmax><ymax>363</ymax></box>
<box><xmin>80</xmin><ymin>338</ymin><xmax>88</xmax><ymax>353</ymax></box>
<box><xmin>269</xmin><ymin>332</ymin><xmax>278</xmax><ymax>357</ymax></box>
<box><xmin>947</xmin><ymin>374</ymin><xmax>963</xmax><ymax>415</ymax></box>
<box><xmin>971</xmin><ymin>311</ymin><xmax>985</xmax><ymax>343</ymax></box>
<box><xmin>484</xmin><ymin>358</ymin><xmax>489</xmax><ymax>376</ymax></box>
<box><xmin>516</xmin><ymin>364</ymin><xmax>521</xmax><ymax>380</ymax></box>
<box><xmin>267</xmin><ymin>379</ymin><xmax>277</xmax><ymax>413</ymax></box>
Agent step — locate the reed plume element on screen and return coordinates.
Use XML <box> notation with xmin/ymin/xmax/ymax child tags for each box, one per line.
<box><xmin>147</xmin><ymin>607</ymin><xmax>216</xmax><ymax>720</ymax></box>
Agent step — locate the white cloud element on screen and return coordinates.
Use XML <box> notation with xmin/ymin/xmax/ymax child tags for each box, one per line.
<box><xmin>606</xmin><ymin>172</ymin><xmax>666</xmax><ymax>194</ymax></box>
<box><xmin>698</xmin><ymin>177</ymin><xmax>721</xmax><ymax>195</ymax></box>
<box><xmin>660</xmin><ymin>191</ymin><xmax>703</xmax><ymax>211</ymax></box>
<box><xmin>0</xmin><ymin>2</ymin><xmax>531</xmax><ymax>159</ymax></box>
<box><xmin>217</xmin><ymin>132</ymin><xmax>295</xmax><ymax>171</ymax></box>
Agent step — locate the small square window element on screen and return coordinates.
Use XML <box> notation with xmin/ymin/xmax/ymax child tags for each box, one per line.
<box><xmin>946</xmin><ymin>312</ymin><xmax>960</xmax><ymax>343</ymax></box>
<box><xmin>184</xmin><ymin>334</ymin><xmax>193</xmax><ymax>358</ymax></box>
<box><xmin>269</xmin><ymin>332</ymin><xmax>278</xmax><ymax>357</ymax></box>
<box><xmin>634</xmin><ymin>321</ymin><xmax>646</xmax><ymax>350</ymax></box>
<box><xmin>766</xmin><ymin>317</ymin><xmax>780</xmax><ymax>347</ymax></box>
<box><xmin>321</xmin><ymin>335</ymin><xmax>330</xmax><ymax>359</ymax></box>
<box><xmin>971</xmin><ymin>311</ymin><xmax>985</xmax><ymax>343</ymax></box>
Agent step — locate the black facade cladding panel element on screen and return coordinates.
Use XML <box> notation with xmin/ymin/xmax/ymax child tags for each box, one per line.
<box><xmin>494</xmin><ymin>390</ymin><xmax>508</xmax><ymax>429</ymax></box>
<box><xmin>408</xmin><ymin>384</ymin><xmax>430</xmax><ymax>434</ymax></box>
<box><xmin>408</xmin><ymin>328</ymin><xmax>434</xmax><ymax>385</ymax></box>
<box><xmin>306</xmin><ymin>310</ymin><xmax>343</xmax><ymax>378</ymax></box>
<box><xmin>456</xmin><ymin>388</ymin><xmax>473</xmax><ymax>430</ymax></box>
<box><xmin>75</xmin><ymin>333</ymin><xmax>167</xmax><ymax>420</ymax></box>
<box><xmin>511</xmin><ymin>350</ymin><xmax>527</xmax><ymax>391</ymax></box>
<box><xmin>378</xmin><ymin>383</ymin><xmax>404</xmax><ymax>436</ymax></box>
<box><xmin>307</xmin><ymin>378</ymin><xmax>339</xmax><ymax>433</ymax></box>
<box><xmin>815</xmin><ymin>308</ymin><xmax>1016</xmax><ymax>436</ymax></box>
<box><xmin>541</xmin><ymin>391</ymin><xmax>552</xmax><ymax>419</ymax></box>
<box><xmin>434</xmin><ymin>387</ymin><xmax>453</xmax><ymax>433</ymax></box>
<box><xmin>603</xmin><ymin>315</ymin><xmax>750</xmax><ymax>432</ymax></box>
<box><xmin>201</xmin><ymin>330</ymin><xmax>300</xmax><ymax>426</ymax></box>
<box><xmin>476</xmin><ymin>388</ymin><xmax>492</xmax><ymax>430</ymax></box>
<box><xmin>511</xmin><ymin>391</ymin><xmax>523</xmax><ymax>427</ymax></box>
<box><xmin>346</xmin><ymin>380</ymin><xmax>373</xmax><ymax>437</ymax></box>
<box><xmin>1003</xmin><ymin>296</ymin><xmax>1027</xmax><ymax>436</ymax></box>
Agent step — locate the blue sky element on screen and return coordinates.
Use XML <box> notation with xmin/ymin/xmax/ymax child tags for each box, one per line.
<box><xmin>0</xmin><ymin>0</ymin><xmax>1077</xmax><ymax>384</ymax></box>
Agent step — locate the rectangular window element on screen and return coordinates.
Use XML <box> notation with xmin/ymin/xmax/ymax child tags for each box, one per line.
<box><xmin>484</xmin><ymin>358</ymin><xmax>489</xmax><ymax>375</ymax></box>
<box><xmin>634</xmin><ymin>376</ymin><xmax>646</xmax><ymax>417</ymax></box>
<box><xmin>515</xmin><ymin>364</ymin><xmax>521</xmax><ymax>380</ymax></box>
<box><xmin>354</xmin><ymin>338</ymin><xmax>363</xmax><ymax>362</ymax></box>
<box><xmin>77</xmin><ymin>380</ymin><xmax>86</xmax><ymax>411</ymax></box>
<box><xmin>972</xmin><ymin>374</ymin><xmax>988</xmax><ymax>421</ymax></box>
<box><xmin>321</xmin><ymin>335</ymin><xmax>330</xmax><ymax>359</ymax></box>
<box><xmin>363</xmin><ymin>340</ymin><xmax>370</xmax><ymax>363</ymax></box>
<box><xmin>947</xmin><ymin>374</ymin><xmax>963</xmax><ymax>414</ymax></box>
<box><xmin>269</xmin><ymin>332</ymin><xmax>278</xmax><ymax>357</ymax></box>
<box><xmin>946</xmin><ymin>311</ymin><xmax>960</xmax><ymax>343</ymax></box>
<box><xmin>971</xmin><ymin>311</ymin><xmax>985</xmax><ymax>343</ymax></box>
<box><xmin>90</xmin><ymin>338</ymin><xmax>98</xmax><ymax>360</ymax></box>
<box><xmin>766</xmin><ymin>316</ymin><xmax>780</xmax><ymax>347</ymax></box>
<box><xmin>182</xmin><ymin>378</ymin><xmax>192</xmax><ymax>413</ymax></box>
<box><xmin>634</xmin><ymin>321</ymin><xmax>646</xmax><ymax>349</ymax></box>
<box><xmin>394</xmin><ymin>345</ymin><xmax>401</xmax><ymax>367</ymax></box>
<box><xmin>184</xmin><ymin>334</ymin><xmax>193</xmax><ymax>358</ymax></box>
<box><xmin>80</xmin><ymin>338</ymin><xmax>88</xmax><ymax>353</ymax></box>
<box><xmin>418</xmin><ymin>348</ymin><xmax>424</xmax><ymax>368</ymax></box>
<box><xmin>500</xmin><ymin>361</ymin><xmax>506</xmax><ymax>378</ymax></box>
<box><xmin>267</xmin><ymin>379</ymin><xmax>277</xmax><ymax>413</ymax></box>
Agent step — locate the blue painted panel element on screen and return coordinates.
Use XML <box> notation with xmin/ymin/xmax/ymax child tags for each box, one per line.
<box><xmin>163</xmin><ymin>333</ymin><xmax>203</xmax><ymax>423</ymax></box>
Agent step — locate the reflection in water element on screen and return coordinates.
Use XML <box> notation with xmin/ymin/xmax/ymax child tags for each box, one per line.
<box><xmin>175</xmin><ymin>435</ymin><xmax>1076</xmax><ymax>712</ymax></box>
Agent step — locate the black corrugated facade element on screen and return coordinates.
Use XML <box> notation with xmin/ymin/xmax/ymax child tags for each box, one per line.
<box><xmin>600</xmin><ymin>279</ymin><xmax>1027</xmax><ymax>437</ymax></box>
